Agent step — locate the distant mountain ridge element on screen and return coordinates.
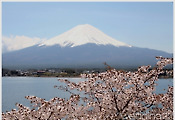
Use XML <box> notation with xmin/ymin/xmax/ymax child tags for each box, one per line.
<box><xmin>2</xmin><ymin>24</ymin><xmax>172</xmax><ymax>69</ymax></box>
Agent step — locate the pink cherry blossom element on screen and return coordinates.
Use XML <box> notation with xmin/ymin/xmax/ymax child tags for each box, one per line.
<box><xmin>2</xmin><ymin>57</ymin><xmax>173</xmax><ymax>119</ymax></box>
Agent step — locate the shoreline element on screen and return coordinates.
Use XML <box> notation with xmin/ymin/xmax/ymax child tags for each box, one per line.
<box><xmin>2</xmin><ymin>76</ymin><xmax>81</xmax><ymax>78</ymax></box>
<box><xmin>2</xmin><ymin>76</ymin><xmax>172</xmax><ymax>79</ymax></box>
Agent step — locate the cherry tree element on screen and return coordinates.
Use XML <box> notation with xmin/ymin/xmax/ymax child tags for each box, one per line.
<box><xmin>2</xmin><ymin>57</ymin><xmax>173</xmax><ymax>120</ymax></box>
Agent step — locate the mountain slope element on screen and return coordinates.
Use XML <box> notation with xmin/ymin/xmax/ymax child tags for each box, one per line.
<box><xmin>2</xmin><ymin>44</ymin><xmax>172</xmax><ymax>69</ymax></box>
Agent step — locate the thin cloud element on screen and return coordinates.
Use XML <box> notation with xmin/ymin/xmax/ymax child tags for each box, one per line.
<box><xmin>2</xmin><ymin>35</ymin><xmax>46</xmax><ymax>53</ymax></box>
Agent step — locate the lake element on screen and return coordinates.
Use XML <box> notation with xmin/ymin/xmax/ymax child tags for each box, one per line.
<box><xmin>2</xmin><ymin>77</ymin><xmax>173</xmax><ymax>113</ymax></box>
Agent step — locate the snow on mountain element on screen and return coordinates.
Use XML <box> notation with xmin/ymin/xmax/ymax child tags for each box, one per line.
<box><xmin>39</xmin><ymin>24</ymin><xmax>131</xmax><ymax>47</ymax></box>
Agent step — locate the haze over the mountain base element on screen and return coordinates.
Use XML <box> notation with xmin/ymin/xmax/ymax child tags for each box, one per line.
<box><xmin>2</xmin><ymin>44</ymin><xmax>172</xmax><ymax>69</ymax></box>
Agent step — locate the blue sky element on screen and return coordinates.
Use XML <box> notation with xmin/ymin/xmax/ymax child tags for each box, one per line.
<box><xmin>2</xmin><ymin>2</ymin><xmax>173</xmax><ymax>53</ymax></box>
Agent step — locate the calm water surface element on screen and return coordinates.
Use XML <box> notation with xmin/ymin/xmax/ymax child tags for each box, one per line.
<box><xmin>2</xmin><ymin>77</ymin><xmax>173</xmax><ymax>112</ymax></box>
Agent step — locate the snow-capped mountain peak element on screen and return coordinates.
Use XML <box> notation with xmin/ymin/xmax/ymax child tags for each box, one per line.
<box><xmin>39</xmin><ymin>24</ymin><xmax>131</xmax><ymax>47</ymax></box>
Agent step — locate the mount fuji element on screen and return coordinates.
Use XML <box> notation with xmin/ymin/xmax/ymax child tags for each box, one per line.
<box><xmin>39</xmin><ymin>24</ymin><xmax>131</xmax><ymax>48</ymax></box>
<box><xmin>2</xmin><ymin>24</ymin><xmax>172</xmax><ymax>69</ymax></box>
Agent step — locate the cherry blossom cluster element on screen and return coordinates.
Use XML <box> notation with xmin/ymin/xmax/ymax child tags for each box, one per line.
<box><xmin>2</xmin><ymin>57</ymin><xmax>173</xmax><ymax>119</ymax></box>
